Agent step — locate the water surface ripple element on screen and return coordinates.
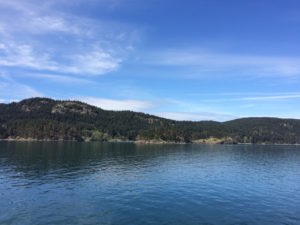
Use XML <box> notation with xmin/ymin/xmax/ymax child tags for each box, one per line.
<box><xmin>0</xmin><ymin>142</ymin><xmax>300</xmax><ymax>225</ymax></box>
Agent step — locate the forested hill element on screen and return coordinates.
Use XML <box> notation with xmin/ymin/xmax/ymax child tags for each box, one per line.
<box><xmin>0</xmin><ymin>97</ymin><xmax>300</xmax><ymax>144</ymax></box>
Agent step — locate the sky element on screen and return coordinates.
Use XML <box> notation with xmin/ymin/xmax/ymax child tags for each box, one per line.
<box><xmin>0</xmin><ymin>0</ymin><xmax>300</xmax><ymax>121</ymax></box>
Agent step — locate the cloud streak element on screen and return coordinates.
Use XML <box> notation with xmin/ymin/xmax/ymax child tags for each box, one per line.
<box><xmin>145</xmin><ymin>49</ymin><xmax>300</xmax><ymax>77</ymax></box>
<box><xmin>240</xmin><ymin>94</ymin><xmax>300</xmax><ymax>101</ymax></box>
<box><xmin>202</xmin><ymin>93</ymin><xmax>300</xmax><ymax>103</ymax></box>
<box><xmin>21</xmin><ymin>73</ymin><xmax>93</xmax><ymax>84</ymax></box>
<box><xmin>155</xmin><ymin>112</ymin><xmax>237</xmax><ymax>122</ymax></box>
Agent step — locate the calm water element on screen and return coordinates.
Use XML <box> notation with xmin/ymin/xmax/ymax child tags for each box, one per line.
<box><xmin>0</xmin><ymin>142</ymin><xmax>300</xmax><ymax>225</ymax></box>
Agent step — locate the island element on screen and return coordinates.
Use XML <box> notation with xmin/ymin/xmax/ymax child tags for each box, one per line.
<box><xmin>0</xmin><ymin>97</ymin><xmax>300</xmax><ymax>144</ymax></box>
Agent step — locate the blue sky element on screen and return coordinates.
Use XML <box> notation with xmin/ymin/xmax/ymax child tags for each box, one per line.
<box><xmin>1</xmin><ymin>0</ymin><xmax>300</xmax><ymax>121</ymax></box>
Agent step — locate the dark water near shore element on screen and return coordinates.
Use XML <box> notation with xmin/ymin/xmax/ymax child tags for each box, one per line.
<box><xmin>0</xmin><ymin>142</ymin><xmax>300</xmax><ymax>225</ymax></box>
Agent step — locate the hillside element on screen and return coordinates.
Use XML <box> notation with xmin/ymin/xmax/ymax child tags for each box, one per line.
<box><xmin>0</xmin><ymin>98</ymin><xmax>300</xmax><ymax>144</ymax></box>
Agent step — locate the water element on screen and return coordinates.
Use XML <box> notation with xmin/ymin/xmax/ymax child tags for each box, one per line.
<box><xmin>0</xmin><ymin>142</ymin><xmax>300</xmax><ymax>225</ymax></box>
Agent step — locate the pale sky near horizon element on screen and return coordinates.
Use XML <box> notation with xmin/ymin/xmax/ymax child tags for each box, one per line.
<box><xmin>0</xmin><ymin>0</ymin><xmax>300</xmax><ymax>121</ymax></box>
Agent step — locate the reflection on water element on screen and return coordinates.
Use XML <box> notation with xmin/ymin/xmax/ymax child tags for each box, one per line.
<box><xmin>0</xmin><ymin>142</ymin><xmax>300</xmax><ymax>225</ymax></box>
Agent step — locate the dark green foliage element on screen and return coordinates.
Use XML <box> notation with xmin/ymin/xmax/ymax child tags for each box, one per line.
<box><xmin>0</xmin><ymin>97</ymin><xmax>300</xmax><ymax>144</ymax></box>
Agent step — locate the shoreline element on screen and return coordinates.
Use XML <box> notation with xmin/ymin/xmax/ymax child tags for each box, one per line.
<box><xmin>1</xmin><ymin>138</ymin><xmax>300</xmax><ymax>146</ymax></box>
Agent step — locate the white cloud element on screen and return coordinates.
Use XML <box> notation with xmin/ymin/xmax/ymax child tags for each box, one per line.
<box><xmin>79</xmin><ymin>97</ymin><xmax>155</xmax><ymax>111</ymax></box>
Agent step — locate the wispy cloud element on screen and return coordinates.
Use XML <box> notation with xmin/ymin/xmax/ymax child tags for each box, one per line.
<box><xmin>0</xmin><ymin>41</ymin><xmax>58</xmax><ymax>70</ymax></box>
<box><xmin>63</xmin><ymin>50</ymin><xmax>122</xmax><ymax>75</ymax></box>
<box><xmin>145</xmin><ymin>49</ymin><xmax>300</xmax><ymax>77</ymax></box>
<box><xmin>79</xmin><ymin>97</ymin><xmax>155</xmax><ymax>111</ymax></box>
<box><xmin>0</xmin><ymin>0</ymin><xmax>138</xmax><ymax>76</ymax></box>
<box><xmin>0</xmin><ymin>41</ymin><xmax>122</xmax><ymax>75</ymax></box>
<box><xmin>0</xmin><ymin>80</ymin><xmax>42</xmax><ymax>101</ymax></box>
<box><xmin>21</xmin><ymin>73</ymin><xmax>93</xmax><ymax>84</ymax></box>
<box><xmin>155</xmin><ymin>111</ymin><xmax>237</xmax><ymax>122</ymax></box>
<box><xmin>202</xmin><ymin>93</ymin><xmax>300</xmax><ymax>103</ymax></box>
<box><xmin>240</xmin><ymin>94</ymin><xmax>300</xmax><ymax>101</ymax></box>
